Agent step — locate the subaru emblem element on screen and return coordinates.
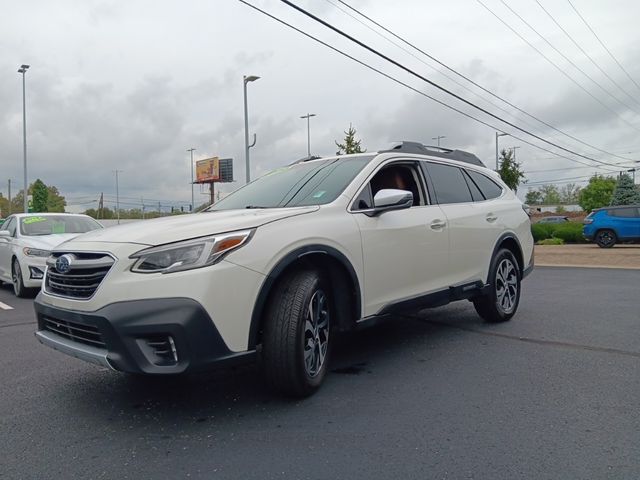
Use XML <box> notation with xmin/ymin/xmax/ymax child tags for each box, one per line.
<box><xmin>55</xmin><ymin>254</ymin><xmax>74</xmax><ymax>274</ymax></box>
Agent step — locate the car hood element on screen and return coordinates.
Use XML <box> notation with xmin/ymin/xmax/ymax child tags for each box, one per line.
<box><xmin>21</xmin><ymin>234</ymin><xmax>84</xmax><ymax>250</ymax></box>
<box><xmin>66</xmin><ymin>207</ymin><xmax>319</xmax><ymax>246</ymax></box>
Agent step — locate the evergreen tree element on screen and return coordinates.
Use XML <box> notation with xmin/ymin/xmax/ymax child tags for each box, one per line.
<box><xmin>31</xmin><ymin>179</ymin><xmax>49</xmax><ymax>212</ymax></box>
<box><xmin>610</xmin><ymin>173</ymin><xmax>640</xmax><ymax>206</ymax></box>
<box><xmin>497</xmin><ymin>149</ymin><xmax>525</xmax><ymax>192</ymax></box>
<box><xmin>335</xmin><ymin>124</ymin><xmax>365</xmax><ymax>155</ymax></box>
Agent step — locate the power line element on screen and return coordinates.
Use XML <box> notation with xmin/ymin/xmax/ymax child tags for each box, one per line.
<box><xmin>567</xmin><ymin>0</ymin><xmax>640</xmax><ymax>95</ymax></box>
<box><xmin>332</xmin><ymin>0</ymin><xmax>639</xmax><ymax>163</ymax></box>
<box><xmin>278</xmin><ymin>0</ymin><xmax>627</xmax><ymax>168</ymax></box>
<box><xmin>475</xmin><ymin>0</ymin><xmax>640</xmax><ymax>133</ymax></box>
<box><xmin>238</xmin><ymin>1</ymin><xmax>620</xmax><ymax>174</ymax></box>
<box><xmin>535</xmin><ymin>0</ymin><xmax>640</xmax><ymax>110</ymax></box>
<box><xmin>498</xmin><ymin>0</ymin><xmax>640</xmax><ymax>116</ymax></box>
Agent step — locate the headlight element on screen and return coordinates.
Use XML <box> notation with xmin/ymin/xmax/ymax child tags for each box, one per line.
<box><xmin>129</xmin><ymin>229</ymin><xmax>254</xmax><ymax>274</ymax></box>
<box><xmin>23</xmin><ymin>247</ymin><xmax>50</xmax><ymax>257</ymax></box>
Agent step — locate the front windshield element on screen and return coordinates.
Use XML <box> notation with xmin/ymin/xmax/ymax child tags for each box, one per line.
<box><xmin>20</xmin><ymin>216</ymin><xmax>102</xmax><ymax>236</ymax></box>
<box><xmin>208</xmin><ymin>156</ymin><xmax>373</xmax><ymax>211</ymax></box>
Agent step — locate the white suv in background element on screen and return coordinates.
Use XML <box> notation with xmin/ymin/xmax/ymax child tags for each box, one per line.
<box><xmin>35</xmin><ymin>142</ymin><xmax>534</xmax><ymax>397</ymax></box>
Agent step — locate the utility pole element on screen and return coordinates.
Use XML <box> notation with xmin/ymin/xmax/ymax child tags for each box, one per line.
<box><xmin>113</xmin><ymin>170</ymin><xmax>123</xmax><ymax>224</ymax></box>
<box><xmin>8</xmin><ymin>180</ymin><xmax>11</xmax><ymax>215</ymax></box>
<box><xmin>243</xmin><ymin>75</ymin><xmax>260</xmax><ymax>183</ymax></box>
<box><xmin>300</xmin><ymin>113</ymin><xmax>317</xmax><ymax>157</ymax></box>
<box><xmin>432</xmin><ymin>135</ymin><xmax>446</xmax><ymax>147</ymax></box>
<box><xmin>141</xmin><ymin>197</ymin><xmax>145</xmax><ymax>220</ymax></box>
<box><xmin>187</xmin><ymin>148</ymin><xmax>195</xmax><ymax>212</ymax></box>
<box><xmin>510</xmin><ymin>146</ymin><xmax>521</xmax><ymax>162</ymax></box>
<box><xmin>495</xmin><ymin>132</ymin><xmax>508</xmax><ymax>170</ymax></box>
<box><xmin>158</xmin><ymin>201</ymin><xmax>161</xmax><ymax>214</ymax></box>
<box><xmin>98</xmin><ymin>192</ymin><xmax>104</xmax><ymax>219</ymax></box>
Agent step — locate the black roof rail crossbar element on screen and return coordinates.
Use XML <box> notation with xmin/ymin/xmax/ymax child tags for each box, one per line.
<box><xmin>381</xmin><ymin>141</ymin><xmax>486</xmax><ymax>167</ymax></box>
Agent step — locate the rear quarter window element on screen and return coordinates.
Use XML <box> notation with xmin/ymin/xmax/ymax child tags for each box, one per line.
<box><xmin>466</xmin><ymin>170</ymin><xmax>503</xmax><ymax>200</ymax></box>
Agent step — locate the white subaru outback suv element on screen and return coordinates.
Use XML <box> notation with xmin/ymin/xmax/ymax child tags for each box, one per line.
<box><xmin>35</xmin><ymin>142</ymin><xmax>533</xmax><ymax>397</ymax></box>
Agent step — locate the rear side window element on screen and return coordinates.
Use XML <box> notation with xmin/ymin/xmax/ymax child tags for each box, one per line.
<box><xmin>608</xmin><ymin>208</ymin><xmax>639</xmax><ymax>218</ymax></box>
<box><xmin>462</xmin><ymin>170</ymin><xmax>485</xmax><ymax>201</ymax></box>
<box><xmin>425</xmin><ymin>163</ymin><xmax>473</xmax><ymax>204</ymax></box>
<box><xmin>466</xmin><ymin>170</ymin><xmax>503</xmax><ymax>200</ymax></box>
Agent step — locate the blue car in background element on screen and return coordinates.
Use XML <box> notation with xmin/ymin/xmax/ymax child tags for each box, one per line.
<box><xmin>583</xmin><ymin>205</ymin><xmax>640</xmax><ymax>247</ymax></box>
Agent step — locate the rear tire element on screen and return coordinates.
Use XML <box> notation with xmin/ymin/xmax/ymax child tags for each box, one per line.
<box><xmin>262</xmin><ymin>269</ymin><xmax>332</xmax><ymax>397</ymax></box>
<box><xmin>595</xmin><ymin>229</ymin><xmax>616</xmax><ymax>248</ymax></box>
<box><xmin>473</xmin><ymin>248</ymin><xmax>521</xmax><ymax>323</ymax></box>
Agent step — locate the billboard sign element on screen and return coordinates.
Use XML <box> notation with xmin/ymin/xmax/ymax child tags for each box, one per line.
<box><xmin>196</xmin><ymin>157</ymin><xmax>220</xmax><ymax>182</ymax></box>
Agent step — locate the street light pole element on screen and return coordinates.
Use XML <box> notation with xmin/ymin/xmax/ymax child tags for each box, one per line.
<box><xmin>432</xmin><ymin>135</ymin><xmax>446</xmax><ymax>147</ymax></box>
<box><xmin>495</xmin><ymin>132</ymin><xmax>508</xmax><ymax>170</ymax></box>
<box><xmin>510</xmin><ymin>146</ymin><xmax>521</xmax><ymax>162</ymax></box>
<box><xmin>187</xmin><ymin>148</ymin><xmax>195</xmax><ymax>211</ymax></box>
<box><xmin>300</xmin><ymin>113</ymin><xmax>317</xmax><ymax>158</ymax></box>
<box><xmin>18</xmin><ymin>64</ymin><xmax>30</xmax><ymax>213</ymax></box>
<box><xmin>114</xmin><ymin>170</ymin><xmax>123</xmax><ymax>224</ymax></box>
<box><xmin>243</xmin><ymin>75</ymin><xmax>260</xmax><ymax>184</ymax></box>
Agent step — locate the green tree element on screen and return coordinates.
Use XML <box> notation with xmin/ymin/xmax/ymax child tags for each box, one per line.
<box><xmin>578</xmin><ymin>174</ymin><xmax>617</xmax><ymax>212</ymax></box>
<box><xmin>46</xmin><ymin>186</ymin><xmax>67</xmax><ymax>212</ymax></box>
<box><xmin>0</xmin><ymin>194</ymin><xmax>9</xmax><ymax>217</ymax></box>
<box><xmin>525</xmin><ymin>189</ymin><xmax>542</xmax><ymax>205</ymax></box>
<box><xmin>560</xmin><ymin>183</ymin><xmax>581</xmax><ymax>204</ymax></box>
<box><xmin>497</xmin><ymin>149</ymin><xmax>525</xmax><ymax>192</ymax></box>
<box><xmin>335</xmin><ymin>124</ymin><xmax>366</xmax><ymax>155</ymax></box>
<box><xmin>540</xmin><ymin>184</ymin><xmax>561</xmax><ymax>204</ymax></box>
<box><xmin>31</xmin><ymin>179</ymin><xmax>49</xmax><ymax>212</ymax></box>
<box><xmin>610</xmin><ymin>173</ymin><xmax>640</xmax><ymax>206</ymax></box>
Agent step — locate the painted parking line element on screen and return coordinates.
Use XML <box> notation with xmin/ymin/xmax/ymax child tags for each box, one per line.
<box><xmin>0</xmin><ymin>301</ymin><xmax>14</xmax><ymax>311</ymax></box>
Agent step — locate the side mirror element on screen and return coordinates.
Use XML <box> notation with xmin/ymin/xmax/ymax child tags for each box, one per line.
<box><xmin>368</xmin><ymin>189</ymin><xmax>413</xmax><ymax>216</ymax></box>
<box><xmin>0</xmin><ymin>230</ymin><xmax>10</xmax><ymax>239</ymax></box>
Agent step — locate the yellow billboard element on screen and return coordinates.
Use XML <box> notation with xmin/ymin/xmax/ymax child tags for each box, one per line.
<box><xmin>196</xmin><ymin>157</ymin><xmax>220</xmax><ymax>182</ymax></box>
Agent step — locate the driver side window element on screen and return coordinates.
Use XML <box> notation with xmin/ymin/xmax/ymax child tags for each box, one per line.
<box><xmin>352</xmin><ymin>163</ymin><xmax>428</xmax><ymax>210</ymax></box>
<box><xmin>3</xmin><ymin>217</ymin><xmax>17</xmax><ymax>237</ymax></box>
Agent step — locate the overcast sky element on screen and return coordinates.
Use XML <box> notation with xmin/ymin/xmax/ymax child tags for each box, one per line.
<box><xmin>2</xmin><ymin>0</ymin><xmax>640</xmax><ymax>212</ymax></box>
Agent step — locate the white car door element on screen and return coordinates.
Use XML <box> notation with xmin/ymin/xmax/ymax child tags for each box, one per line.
<box><xmin>424</xmin><ymin>162</ymin><xmax>490</xmax><ymax>284</ymax></box>
<box><xmin>0</xmin><ymin>217</ymin><xmax>17</xmax><ymax>281</ymax></box>
<box><xmin>350</xmin><ymin>161</ymin><xmax>450</xmax><ymax>317</ymax></box>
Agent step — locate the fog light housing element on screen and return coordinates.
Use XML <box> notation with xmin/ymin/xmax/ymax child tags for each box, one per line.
<box><xmin>29</xmin><ymin>267</ymin><xmax>44</xmax><ymax>280</ymax></box>
<box><xmin>137</xmin><ymin>335</ymin><xmax>179</xmax><ymax>366</ymax></box>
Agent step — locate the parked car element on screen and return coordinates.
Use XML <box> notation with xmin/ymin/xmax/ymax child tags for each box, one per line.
<box><xmin>583</xmin><ymin>205</ymin><xmax>640</xmax><ymax>248</ymax></box>
<box><xmin>0</xmin><ymin>213</ymin><xmax>103</xmax><ymax>296</ymax></box>
<box><xmin>34</xmin><ymin>142</ymin><xmax>534</xmax><ymax>397</ymax></box>
<box><xmin>537</xmin><ymin>216</ymin><xmax>569</xmax><ymax>224</ymax></box>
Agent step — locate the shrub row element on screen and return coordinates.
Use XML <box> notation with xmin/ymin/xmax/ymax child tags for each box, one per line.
<box><xmin>531</xmin><ymin>221</ymin><xmax>586</xmax><ymax>244</ymax></box>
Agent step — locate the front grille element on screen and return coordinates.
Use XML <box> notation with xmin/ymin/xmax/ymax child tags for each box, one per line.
<box><xmin>45</xmin><ymin>252</ymin><xmax>115</xmax><ymax>299</ymax></box>
<box><xmin>42</xmin><ymin>317</ymin><xmax>106</xmax><ymax>348</ymax></box>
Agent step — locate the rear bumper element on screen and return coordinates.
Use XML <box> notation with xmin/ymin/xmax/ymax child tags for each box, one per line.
<box><xmin>34</xmin><ymin>296</ymin><xmax>255</xmax><ymax>375</ymax></box>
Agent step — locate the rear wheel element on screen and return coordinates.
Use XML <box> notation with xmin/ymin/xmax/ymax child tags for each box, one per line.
<box><xmin>262</xmin><ymin>269</ymin><xmax>332</xmax><ymax>397</ymax></box>
<box><xmin>595</xmin><ymin>229</ymin><xmax>616</xmax><ymax>248</ymax></box>
<box><xmin>12</xmin><ymin>259</ymin><xmax>28</xmax><ymax>298</ymax></box>
<box><xmin>473</xmin><ymin>248</ymin><xmax>521</xmax><ymax>323</ymax></box>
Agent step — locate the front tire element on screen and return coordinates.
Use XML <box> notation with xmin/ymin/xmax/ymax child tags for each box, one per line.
<box><xmin>595</xmin><ymin>229</ymin><xmax>616</xmax><ymax>248</ymax></box>
<box><xmin>262</xmin><ymin>269</ymin><xmax>332</xmax><ymax>397</ymax></box>
<box><xmin>474</xmin><ymin>249</ymin><xmax>521</xmax><ymax>323</ymax></box>
<box><xmin>12</xmin><ymin>259</ymin><xmax>28</xmax><ymax>298</ymax></box>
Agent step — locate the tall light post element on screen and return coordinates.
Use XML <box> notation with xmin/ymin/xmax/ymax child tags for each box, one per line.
<box><xmin>495</xmin><ymin>132</ymin><xmax>508</xmax><ymax>170</ymax></box>
<box><xmin>114</xmin><ymin>170</ymin><xmax>123</xmax><ymax>224</ymax></box>
<box><xmin>243</xmin><ymin>75</ymin><xmax>260</xmax><ymax>184</ymax></box>
<box><xmin>510</xmin><ymin>146</ymin><xmax>521</xmax><ymax>162</ymax></box>
<box><xmin>18</xmin><ymin>64</ymin><xmax>30</xmax><ymax>213</ymax></box>
<box><xmin>300</xmin><ymin>113</ymin><xmax>317</xmax><ymax>158</ymax></box>
<box><xmin>187</xmin><ymin>148</ymin><xmax>195</xmax><ymax>211</ymax></box>
<box><xmin>432</xmin><ymin>135</ymin><xmax>446</xmax><ymax>147</ymax></box>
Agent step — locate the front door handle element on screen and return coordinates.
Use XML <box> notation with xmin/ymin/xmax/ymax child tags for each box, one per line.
<box><xmin>430</xmin><ymin>219</ymin><xmax>447</xmax><ymax>230</ymax></box>
<box><xmin>486</xmin><ymin>214</ymin><xmax>498</xmax><ymax>223</ymax></box>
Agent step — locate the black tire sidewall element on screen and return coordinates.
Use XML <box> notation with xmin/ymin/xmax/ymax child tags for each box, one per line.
<box><xmin>596</xmin><ymin>230</ymin><xmax>616</xmax><ymax>248</ymax></box>
<box><xmin>13</xmin><ymin>260</ymin><xmax>24</xmax><ymax>297</ymax></box>
<box><xmin>476</xmin><ymin>248</ymin><xmax>521</xmax><ymax>322</ymax></box>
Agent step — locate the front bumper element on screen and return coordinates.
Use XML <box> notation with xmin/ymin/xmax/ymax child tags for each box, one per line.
<box><xmin>34</xmin><ymin>296</ymin><xmax>255</xmax><ymax>374</ymax></box>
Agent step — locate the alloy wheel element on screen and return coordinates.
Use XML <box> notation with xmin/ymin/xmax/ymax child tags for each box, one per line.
<box><xmin>303</xmin><ymin>290</ymin><xmax>330</xmax><ymax>377</ymax></box>
<box><xmin>495</xmin><ymin>258</ymin><xmax>518</xmax><ymax>314</ymax></box>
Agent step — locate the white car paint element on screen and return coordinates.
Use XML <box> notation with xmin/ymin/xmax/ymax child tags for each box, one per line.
<box><xmin>36</xmin><ymin>151</ymin><xmax>534</xmax><ymax>353</ymax></box>
<box><xmin>0</xmin><ymin>213</ymin><xmax>102</xmax><ymax>292</ymax></box>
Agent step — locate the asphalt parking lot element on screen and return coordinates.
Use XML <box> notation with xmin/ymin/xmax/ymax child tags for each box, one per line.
<box><xmin>1</xmin><ymin>266</ymin><xmax>639</xmax><ymax>480</ymax></box>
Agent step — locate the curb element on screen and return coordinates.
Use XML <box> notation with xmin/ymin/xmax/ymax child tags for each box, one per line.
<box><xmin>535</xmin><ymin>263</ymin><xmax>640</xmax><ymax>270</ymax></box>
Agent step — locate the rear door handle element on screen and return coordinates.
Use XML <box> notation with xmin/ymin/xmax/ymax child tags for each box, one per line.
<box><xmin>486</xmin><ymin>214</ymin><xmax>498</xmax><ymax>223</ymax></box>
<box><xmin>430</xmin><ymin>219</ymin><xmax>447</xmax><ymax>230</ymax></box>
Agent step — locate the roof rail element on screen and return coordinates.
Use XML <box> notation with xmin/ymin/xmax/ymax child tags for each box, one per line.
<box><xmin>380</xmin><ymin>141</ymin><xmax>486</xmax><ymax>167</ymax></box>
